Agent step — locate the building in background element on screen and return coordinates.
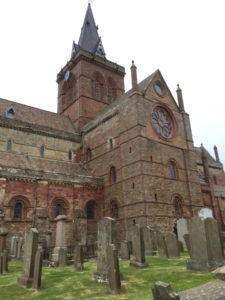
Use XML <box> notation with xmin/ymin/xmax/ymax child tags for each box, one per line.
<box><xmin>0</xmin><ymin>4</ymin><xmax>225</xmax><ymax>248</ymax></box>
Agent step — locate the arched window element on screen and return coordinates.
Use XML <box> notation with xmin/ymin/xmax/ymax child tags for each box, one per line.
<box><xmin>7</xmin><ymin>140</ymin><xmax>12</xmax><ymax>151</ymax></box>
<box><xmin>86</xmin><ymin>148</ymin><xmax>92</xmax><ymax>161</ymax></box>
<box><xmin>14</xmin><ymin>202</ymin><xmax>22</xmax><ymax>219</ymax></box>
<box><xmin>92</xmin><ymin>72</ymin><xmax>104</xmax><ymax>101</ymax></box>
<box><xmin>69</xmin><ymin>150</ymin><xmax>72</xmax><ymax>161</ymax></box>
<box><xmin>56</xmin><ymin>204</ymin><xmax>62</xmax><ymax>217</ymax></box>
<box><xmin>109</xmin><ymin>138</ymin><xmax>113</xmax><ymax>150</ymax></box>
<box><xmin>87</xmin><ymin>203</ymin><xmax>94</xmax><ymax>219</ymax></box>
<box><xmin>40</xmin><ymin>145</ymin><xmax>44</xmax><ymax>157</ymax></box>
<box><xmin>110</xmin><ymin>166</ymin><xmax>117</xmax><ymax>184</ymax></box>
<box><xmin>51</xmin><ymin>198</ymin><xmax>68</xmax><ymax>219</ymax></box>
<box><xmin>174</xmin><ymin>197</ymin><xmax>182</xmax><ymax>217</ymax></box>
<box><xmin>110</xmin><ymin>200</ymin><xmax>119</xmax><ymax>219</ymax></box>
<box><xmin>106</xmin><ymin>77</ymin><xmax>117</xmax><ymax>103</ymax></box>
<box><xmin>169</xmin><ymin>161</ymin><xmax>178</xmax><ymax>179</ymax></box>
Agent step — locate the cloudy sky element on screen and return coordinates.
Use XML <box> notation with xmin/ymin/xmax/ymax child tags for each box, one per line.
<box><xmin>0</xmin><ymin>0</ymin><xmax>224</xmax><ymax>166</ymax></box>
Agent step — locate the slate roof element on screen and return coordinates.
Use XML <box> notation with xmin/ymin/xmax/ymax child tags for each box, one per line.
<box><xmin>0</xmin><ymin>97</ymin><xmax>79</xmax><ymax>140</ymax></box>
<box><xmin>72</xmin><ymin>4</ymin><xmax>105</xmax><ymax>57</ymax></box>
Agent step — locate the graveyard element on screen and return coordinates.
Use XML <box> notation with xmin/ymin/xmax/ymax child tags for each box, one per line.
<box><xmin>0</xmin><ymin>252</ymin><xmax>213</xmax><ymax>300</ymax></box>
<box><xmin>1</xmin><ymin>215</ymin><xmax>225</xmax><ymax>299</ymax></box>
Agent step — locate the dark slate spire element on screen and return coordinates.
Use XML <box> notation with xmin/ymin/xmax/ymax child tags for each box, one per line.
<box><xmin>72</xmin><ymin>3</ymin><xmax>105</xmax><ymax>58</ymax></box>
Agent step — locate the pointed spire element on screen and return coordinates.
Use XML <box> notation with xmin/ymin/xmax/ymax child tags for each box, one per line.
<box><xmin>76</xmin><ymin>4</ymin><xmax>106</xmax><ymax>57</ymax></box>
<box><xmin>176</xmin><ymin>84</ymin><xmax>185</xmax><ymax>112</ymax></box>
<box><xmin>131</xmin><ymin>60</ymin><xmax>138</xmax><ymax>91</ymax></box>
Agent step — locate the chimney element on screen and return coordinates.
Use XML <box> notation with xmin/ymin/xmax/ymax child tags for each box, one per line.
<box><xmin>131</xmin><ymin>60</ymin><xmax>138</xmax><ymax>92</ymax></box>
<box><xmin>214</xmin><ymin>145</ymin><xmax>220</xmax><ymax>162</ymax></box>
<box><xmin>176</xmin><ymin>84</ymin><xmax>185</xmax><ymax>112</ymax></box>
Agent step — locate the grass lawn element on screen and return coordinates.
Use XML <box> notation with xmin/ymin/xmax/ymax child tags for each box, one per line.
<box><xmin>0</xmin><ymin>252</ymin><xmax>214</xmax><ymax>300</ymax></box>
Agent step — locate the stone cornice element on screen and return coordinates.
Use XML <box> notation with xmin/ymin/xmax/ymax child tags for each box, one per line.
<box><xmin>57</xmin><ymin>49</ymin><xmax>125</xmax><ymax>83</ymax></box>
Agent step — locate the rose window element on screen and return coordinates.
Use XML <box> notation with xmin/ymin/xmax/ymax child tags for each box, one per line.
<box><xmin>152</xmin><ymin>107</ymin><xmax>173</xmax><ymax>138</ymax></box>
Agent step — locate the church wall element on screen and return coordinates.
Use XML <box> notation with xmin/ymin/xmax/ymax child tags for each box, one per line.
<box><xmin>0</xmin><ymin>126</ymin><xmax>79</xmax><ymax>161</ymax></box>
<box><xmin>1</xmin><ymin>177</ymin><xmax>104</xmax><ymax>250</ymax></box>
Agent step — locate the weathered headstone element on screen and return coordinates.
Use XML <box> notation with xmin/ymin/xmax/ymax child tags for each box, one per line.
<box><xmin>177</xmin><ymin>240</ymin><xmax>184</xmax><ymax>253</ymax></box>
<box><xmin>2</xmin><ymin>250</ymin><xmax>8</xmax><ymax>274</ymax></box>
<box><xmin>183</xmin><ymin>233</ymin><xmax>191</xmax><ymax>256</ymax></box>
<box><xmin>0</xmin><ymin>229</ymin><xmax>8</xmax><ymax>253</ymax></box>
<box><xmin>120</xmin><ymin>240</ymin><xmax>130</xmax><ymax>260</ymax></box>
<box><xmin>187</xmin><ymin>216</ymin><xmax>224</xmax><ymax>272</ymax></box>
<box><xmin>198</xmin><ymin>208</ymin><xmax>213</xmax><ymax>219</ymax></box>
<box><xmin>130</xmin><ymin>224</ymin><xmax>149</xmax><ymax>268</ymax></box>
<box><xmin>10</xmin><ymin>236</ymin><xmax>19</xmax><ymax>259</ymax></box>
<box><xmin>156</xmin><ymin>231</ymin><xmax>168</xmax><ymax>258</ymax></box>
<box><xmin>17</xmin><ymin>237</ymin><xmax>24</xmax><ymax>260</ymax></box>
<box><xmin>32</xmin><ymin>248</ymin><xmax>43</xmax><ymax>290</ymax></box>
<box><xmin>74</xmin><ymin>244</ymin><xmax>84</xmax><ymax>271</ymax></box>
<box><xmin>18</xmin><ymin>228</ymin><xmax>39</xmax><ymax>288</ymax></box>
<box><xmin>0</xmin><ymin>253</ymin><xmax>3</xmax><ymax>275</ymax></box>
<box><xmin>212</xmin><ymin>266</ymin><xmax>225</xmax><ymax>281</ymax></box>
<box><xmin>94</xmin><ymin>217</ymin><xmax>118</xmax><ymax>283</ymax></box>
<box><xmin>164</xmin><ymin>233</ymin><xmax>180</xmax><ymax>258</ymax></box>
<box><xmin>107</xmin><ymin>243</ymin><xmax>121</xmax><ymax>294</ymax></box>
<box><xmin>152</xmin><ymin>281</ymin><xmax>180</xmax><ymax>300</ymax></box>
<box><xmin>143</xmin><ymin>226</ymin><xmax>155</xmax><ymax>256</ymax></box>
<box><xmin>177</xmin><ymin>218</ymin><xmax>188</xmax><ymax>245</ymax></box>
<box><xmin>52</xmin><ymin>215</ymin><xmax>67</xmax><ymax>263</ymax></box>
<box><xmin>58</xmin><ymin>248</ymin><xmax>67</xmax><ymax>267</ymax></box>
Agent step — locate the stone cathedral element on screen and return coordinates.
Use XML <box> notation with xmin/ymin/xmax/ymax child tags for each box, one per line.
<box><xmin>0</xmin><ymin>4</ymin><xmax>225</xmax><ymax>248</ymax></box>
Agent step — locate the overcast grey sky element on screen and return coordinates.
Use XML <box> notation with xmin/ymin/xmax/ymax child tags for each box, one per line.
<box><xmin>0</xmin><ymin>0</ymin><xmax>224</xmax><ymax>166</ymax></box>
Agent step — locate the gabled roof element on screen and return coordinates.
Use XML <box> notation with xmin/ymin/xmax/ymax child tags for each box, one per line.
<box><xmin>72</xmin><ymin>4</ymin><xmax>105</xmax><ymax>57</ymax></box>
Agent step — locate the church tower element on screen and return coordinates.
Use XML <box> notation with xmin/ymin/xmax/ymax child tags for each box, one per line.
<box><xmin>57</xmin><ymin>4</ymin><xmax>125</xmax><ymax>132</ymax></box>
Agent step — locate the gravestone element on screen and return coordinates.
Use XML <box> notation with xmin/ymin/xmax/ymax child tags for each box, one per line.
<box><xmin>130</xmin><ymin>224</ymin><xmax>149</xmax><ymax>268</ymax></box>
<box><xmin>142</xmin><ymin>226</ymin><xmax>155</xmax><ymax>256</ymax></box>
<box><xmin>58</xmin><ymin>248</ymin><xmax>67</xmax><ymax>267</ymax></box>
<box><xmin>198</xmin><ymin>208</ymin><xmax>213</xmax><ymax>219</ymax></box>
<box><xmin>18</xmin><ymin>228</ymin><xmax>39</xmax><ymax>288</ymax></box>
<box><xmin>164</xmin><ymin>233</ymin><xmax>180</xmax><ymax>258</ymax></box>
<box><xmin>120</xmin><ymin>240</ymin><xmax>130</xmax><ymax>260</ymax></box>
<box><xmin>152</xmin><ymin>281</ymin><xmax>180</xmax><ymax>300</ymax></box>
<box><xmin>32</xmin><ymin>247</ymin><xmax>43</xmax><ymax>290</ymax></box>
<box><xmin>74</xmin><ymin>244</ymin><xmax>84</xmax><ymax>271</ymax></box>
<box><xmin>183</xmin><ymin>233</ymin><xmax>191</xmax><ymax>256</ymax></box>
<box><xmin>17</xmin><ymin>237</ymin><xmax>24</xmax><ymax>260</ymax></box>
<box><xmin>0</xmin><ymin>253</ymin><xmax>2</xmax><ymax>274</ymax></box>
<box><xmin>10</xmin><ymin>236</ymin><xmax>19</xmax><ymax>259</ymax></box>
<box><xmin>52</xmin><ymin>215</ymin><xmax>67</xmax><ymax>263</ymax></box>
<box><xmin>187</xmin><ymin>216</ymin><xmax>224</xmax><ymax>272</ymax></box>
<box><xmin>94</xmin><ymin>217</ymin><xmax>117</xmax><ymax>283</ymax></box>
<box><xmin>177</xmin><ymin>218</ymin><xmax>188</xmax><ymax>245</ymax></box>
<box><xmin>177</xmin><ymin>240</ymin><xmax>184</xmax><ymax>253</ymax></box>
<box><xmin>156</xmin><ymin>231</ymin><xmax>168</xmax><ymax>258</ymax></box>
<box><xmin>2</xmin><ymin>250</ymin><xmax>8</xmax><ymax>274</ymax></box>
<box><xmin>0</xmin><ymin>228</ymin><xmax>8</xmax><ymax>253</ymax></box>
<box><xmin>107</xmin><ymin>243</ymin><xmax>121</xmax><ymax>294</ymax></box>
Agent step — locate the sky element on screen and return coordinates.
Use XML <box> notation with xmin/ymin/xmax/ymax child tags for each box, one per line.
<box><xmin>0</xmin><ymin>0</ymin><xmax>224</xmax><ymax>166</ymax></box>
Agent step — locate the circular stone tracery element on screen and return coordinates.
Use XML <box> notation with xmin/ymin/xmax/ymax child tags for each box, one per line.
<box><xmin>152</xmin><ymin>106</ymin><xmax>173</xmax><ymax>138</ymax></box>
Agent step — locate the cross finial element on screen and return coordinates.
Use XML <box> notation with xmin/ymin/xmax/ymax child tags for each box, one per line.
<box><xmin>88</xmin><ymin>0</ymin><xmax>92</xmax><ymax>4</ymax></box>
